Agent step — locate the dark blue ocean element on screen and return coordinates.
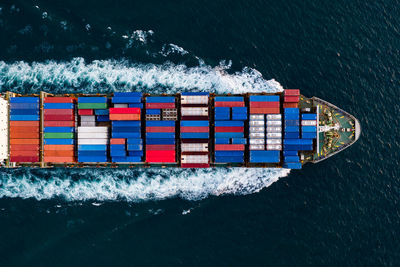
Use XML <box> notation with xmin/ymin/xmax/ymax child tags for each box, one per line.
<box><xmin>0</xmin><ymin>0</ymin><xmax>399</xmax><ymax>266</ymax></box>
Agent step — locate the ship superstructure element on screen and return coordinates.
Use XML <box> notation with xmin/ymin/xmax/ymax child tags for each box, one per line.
<box><xmin>0</xmin><ymin>89</ymin><xmax>360</xmax><ymax>168</ymax></box>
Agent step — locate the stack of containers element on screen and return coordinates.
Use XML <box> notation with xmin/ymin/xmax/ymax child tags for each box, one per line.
<box><xmin>43</xmin><ymin>97</ymin><xmax>75</xmax><ymax>163</ymax></box>
<box><xmin>283</xmin><ymin>107</ymin><xmax>301</xmax><ymax>169</ymax></box>
<box><xmin>301</xmin><ymin>113</ymin><xmax>318</xmax><ymax>139</ymax></box>
<box><xmin>283</xmin><ymin>89</ymin><xmax>300</xmax><ymax>108</ymax></box>
<box><xmin>248</xmin><ymin>95</ymin><xmax>281</xmax><ymax>163</ymax></box>
<box><xmin>77</xmin><ymin>97</ymin><xmax>109</xmax><ymax>163</ymax></box>
<box><xmin>9</xmin><ymin>97</ymin><xmax>40</xmax><ymax>162</ymax></box>
<box><xmin>109</xmin><ymin>92</ymin><xmax>143</xmax><ymax>163</ymax></box>
<box><xmin>214</xmin><ymin>96</ymin><xmax>247</xmax><ymax>163</ymax></box>
<box><xmin>180</xmin><ymin>92</ymin><xmax>209</xmax><ymax>168</ymax></box>
<box><xmin>145</xmin><ymin>96</ymin><xmax>176</xmax><ymax>163</ymax></box>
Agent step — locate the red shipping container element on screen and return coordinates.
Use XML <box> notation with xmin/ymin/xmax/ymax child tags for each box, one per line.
<box><xmin>146</xmin><ymin>157</ymin><xmax>176</xmax><ymax>163</ymax></box>
<box><xmin>215</xmin><ymin>126</ymin><xmax>244</xmax><ymax>133</ymax></box>
<box><xmin>44</xmin><ymin>109</ymin><xmax>74</xmax><ymax>115</ymax></box>
<box><xmin>284</xmin><ymin>96</ymin><xmax>300</xmax><ymax>103</ymax></box>
<box><xmin>215</xmin><ymin>144</ymin><xmax>245</xmax><ymax>151</ymax></box>
<box><xmin>44</xmin><ymin>97</ymin><xmax>74</xmax><ymax>103</ymax></box>
<box><xmin>249</xmin><ymin>102</ymin><xmax>279</xmax><ymax>108</ymax></box>
<box><xmin>44</xmin><ymin>121</ymin><xmax>75</xmax><ymax>127</ymax></box>
<box><xmin>214</xmin><ymin>102</ymin><xmax>244</xmax><ymax>107</ymax></box>
<box><xmin>146</xmin><ymin>151</ymin><xmax>175</xmax><ymax>157</ymax></box>
<box><xmin>181</xmin><ymin>163</ymin><xmax>210</xmax><ymax>168</ymax></box>
<box><xmin>10</xmin><ymin>151</ymin><xmax>39</xmax><ymax>157</ymax></box>
<box><xmin>145</xmin><ymin>103</ymin><xmax>175</xmax><ymax>109</ymax></box>
<box><xmin>249</xmin><ymin>107</ymin><xmax>280</xmax><ymax>114</ymax></box>
<box><xmin>10</xmin><ymin>121</ymin><xmax>39</xmax><ymax>127</ymax></box>
<box><xmin>10</xmin><ymin>139</ymin><xmax>39</xmax><ymax>145</ymax></box>
<box><xmin>44</xmin><ymin>114</ymin><xmax>74</xmax><ymax>121</ymax></box>
<box><xmin>10</xmin><ymin>126</ymin><xmax>39</xmax><ymax>133</ymax></box>
<box><xmin>109</xmin><ymin>108</ymin><xmax>141</xmax><ymax>114</ymax></box>
<box><xmin>283</xmin><ymin>103</ymin><xmax>298</xmax><ymax>108</ymax></box>
<box><xmin>78</xmin><ymin>109</ymin><xmax>93</xmax><ymax>115</ymax></box>
<box><xmin>10</xmin><ymin>132</ymin><xmax>39</xmax><ymax>139</ymax></box>
<box><xmin>109</xmin><ymin>114</ymin><xmax>140</xmax><ymax>121</ymax></box>
<box><xmin>110</xmin><ymin>138</ymin><xmax>126</xmax><ymax>145</ymax></box>
<box><xmin>180</xmin><ymin>126</ymin><xmax>209</xmax><ymax>133</ymax></box>
<box><xmin>146</xmin><ymin>126</ymin><xmax>175</xmax><ymax>133</ymax></box>
<box><xmin>284</xmin><ymin>89</ymin><xmax>300</xmax><ymax>96</ymax></box>
<box><xmin>10</xmin><ymin>156</ymin><xmax>39</xmax><ymax>162</ymax></box>
<box><xmin>10</xmin><ymin>144</ymin><xmax>39</xmax><ymax>151</ymax></box>
<box><xmin>146</xmin><ymin>145</ymin><xmax>175</xmax><ymax>151</ymax></box>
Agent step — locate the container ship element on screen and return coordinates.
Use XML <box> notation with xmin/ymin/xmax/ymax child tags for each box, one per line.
<box><xmin>0</xmin><ymin>90</ymin><xmax>360</xmax><ymax>169</ymax></box>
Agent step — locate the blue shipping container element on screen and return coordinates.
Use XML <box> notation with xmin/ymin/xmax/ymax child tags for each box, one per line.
<box><xmin>147</xmin><ymin>121</ymin><xmax>175</xmax><ymax>127</ymax></box>
<box><xmin>284</xmin><ymin>108</ymin><xmax>299</xmax><ymax>114</ymax></box>
<box><xmin>283</xmin><ymin>163</ymin><xmax>302</xmax><ymax>169</ymax></box>
<box><xmin>215</xmin><ymin>151</ymin><xmax>244</xmax><ymax>157</ymax></box>
<box><xmin>302</xmin><ymin>132</ymin><xmax>317</xmax><ymax>139</ymax></box>
<box><xmin>128</xmin><ymin>151</ymin><xmax>143</xmax><ymax>157</ymax></box>
<box><xmin>232</xmin><ymin>138</ymin><xmax>247</xmax><ymax>144</ymax></box>
<box><xmin>283</xmin><ymin>151</ymin><xmax>298</xmax><ymax>156</ymax></box>
<box><xmin>284</xmin><ymin>114</ymin><xmax>299</xmax><ymax>120</ymax></box>
<box><xmin>215</xmin><ymin>96</ymin><xmax>244</xmax><ymax>102</ymax></box>
<box><xmin>146</xmin><ymin>97</ymin><xmax>175</xmax><ymax>103</ymax></box>
<box><xmin>284</xmin><ymin>156</ymin><xmax>300</xmax><ymax>163</ymax></box>
<box><xmin>112</xmin><ymin>127</ymin><xmax>141</xmax><ymax>132</ymax></box>
<box><xmin>249</xmin><ymin>95</ymin><xmax>279</xmax><ymax>102</ymax></box>
<box><xmin>285</xmin><ymin>132</ymin><xmax>300</xmax><ymax>139</ymax></box>
<box><xmin>10</xmin><ymin>97</ymin><xmax>39</xmax><ymax>103</ymax></box>
<box><xmin>301</xmin><ymin>113</ymin><xmax>317</xmax><ymax>120</ymax></box>
<box><xmin>10</xmin><ymin>115</ymin><xmax>39</xmax><ymax>121</ymax></box>
<box><xmin>232</xmin><ymin>107</ymin><xmax>247</xmax><ymax>113</ymax></box>
<box><xmin>285</xmin><ymin>126</ymin><xmax>300</xmax><ymax>132</ymax></box>
<box><xmin>215</xmin><ymin>138</ymin><xmax>230</xmax><ymax>144</ymax></box>
<box><xmin>110</xmin><ymin>150</ymin><xmax>126</xmax><ymax>157</ymax></box>
<box><xmin>232</xmin><ymin>113</ymin><xmax>247</xmax><ymax>121</ymax></box>
<box><xmin>78</xmin><ymin>97</ymin><xmax>107</xmax><ymax>103</ymax></box>
<box><xmin>302</xmin><ymin>126</ymin><xmax>317</xmax><ymax>133</ymax></box>
<box><xmin>249</xmin><ymin>156</ymin><xmax>280</xmax><ymax>163</ymax></box>
<box><xmin>146</xmin><ymin>109</ymin><xmax>161</xmax><ymax>115</ymax></box>
<box><xmin>285</xmin><ymin>120</ymin><xmax>300</xmax><ymax>126</ymax></box>
<box><xmin>78</xmin><ymin>151</ymin><xmax>107</xmax><ymax>157</ymax></box>
<box><xmin>181</xmin><ymin>132</ymin><xmax>209</xmax><ymax>139</ymax></box>
<box><xmin>10</xmin><ymin>103</ymin><xmax>39</xmax><ymax>109</ymax></box>
<box><xmin>215</xmin><ymin>132</ymin><xmax>244</xmax><ymax>138</ymax></box>
<box><xmin>95</xmin><ymin>109</ymin><xmax>109</xmax><ymax>115</ymax></box>
<box><xmin>78</xmin><ymin>156</ymin><xmax>108</xmax><ymax>162</ymax></box>
<box><xmin>78</xmin><ymin>145</ymin><xmax>107</xmax><ymax>151</ymax></box>
<box><xmin>44</xmin><ymin>103</ymin><xmax>74</xmax><ymax>109</ymax></box>
<box><xmin>146</xmin><ymin>132</ymin><xmax>175</xmax><ymax>139</ymax></box>
<box><xmin>181</xmin><ymin>92</ymin><xmax>209</xmax><ymax>96</ymax></box>
<box><xmin>112</xmin><ymin>132</ymin><xmax>141</xmax><ymax>138</ymax></box>
<box><xmin>127</xmin><ymin>138</ymin><xmax>143</xmax><ymax>144</ymax></box>
<box><xmin>110</xmin><ymin>144</ymin><xmax>125</xmax><ymax>150</ymax></box>
<box><xmin>127</xmin><ymin>144</ymin><xmax>143</xmax><ymax>151</ymax></box>
<box><xmin>180</xmin><ymin>120</ymin><xmax>209</xmax><ymax>127</ymax></box>
<box><xmin>97</xmin><ymin>115</ymin><xmax>109</xmax><ymax>122</ymax></box>
<box><xmin>44</xmin><ymin>127</ymin><xmax>74</xmax><ymax>133</ymax></box>
<box><xmin>112</xmin><ymin>121</ymin><xmax>141</xmax><ymax>127</ymax></box>
<box><xmin>44</xmin><ymin>139</ymin><xmax>75</xmax><ymax>145</ymax></box>
<box><xmin>112</xmin><ymin>97</ymin><xmax>142</xmax><ymax>103</ymax></box>
<box><xmin>250</xmin><ymin>151</ymin><xmax>280</xmax><ymax>157</ymax></box>
<box><xmin>146</xmin><ymin>138</ymin><xmax>175</xmax><ymax>145</ymax></box>
<box><xmin>112</xmin><ymin>156</ymin><xmax>142</xmax><ymax>162</ymax></box>
<box><xmin>128</xmin><ymin>103</ymin><xmax>144</xmax><ymax>108</ymax></box>
<box><xmin>214</xmin><ymin>156</ymin><xmax>244</xmax><ymax>163</ymax></box>
<box><xmin>214</xmin><ymin>121</ymin><xmax>244</xmax><ymax>127</ymax></box>
<box><xmin>215</xmin><ymin>114</ymin><xmax>230</xmax><ymax>120</ymax></box>
<box><xmin>10</xmin><ymin>109</ymin><xmax>39</xmax><ymax>115</ymax></box>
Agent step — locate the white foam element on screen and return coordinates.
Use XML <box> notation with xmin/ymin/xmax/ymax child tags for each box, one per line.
<box><xmin>0</xmin><ymin>58</ymin><xmax>283</xmax><ymax>94</ymax></box>
<box><xmin>0</xmin><ymin>168</ymin><xmax>290</xmax><ymax>202</ymax></box>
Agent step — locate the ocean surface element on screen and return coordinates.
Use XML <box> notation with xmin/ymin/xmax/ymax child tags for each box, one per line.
<box><xmin>0</xmin><ymin>0</ymin><xmax>399</xmax><ymax>266</ymax></box>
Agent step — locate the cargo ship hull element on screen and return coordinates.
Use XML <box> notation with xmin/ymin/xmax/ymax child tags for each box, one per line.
<box><xmin>0</xmin><ymin>90</ymin><xmax>360</xmax><ymax>169</ymax></box>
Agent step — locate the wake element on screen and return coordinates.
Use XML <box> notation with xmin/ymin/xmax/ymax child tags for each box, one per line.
<box><xmin>0</xmin><ymin>58</ymin><xmax>289</xmax><ymax>202</ymax></box>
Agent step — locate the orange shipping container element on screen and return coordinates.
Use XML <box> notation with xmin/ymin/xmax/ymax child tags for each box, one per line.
<box><xmin>10</xmin><ymin>139</ymin><xmax>39</xmax><ymax>145</ymax></box>
<box><xmin>44</xmin><ymin>157</ymin><xmax>75</xmax><ymax>163</ymax></box>
<box><xmin>283</xmin><ymin>103</ymin><xmax>298</xmax><ymax>108</ymax></box>
<box><xmin>109</xmin><ymin>114</ymin><xmax>140</xmax><ymax>121</ymax></box>
<box><xmin>10</xmin><ymin>132</ymin><xmax>39</xmax><ymax>139</ymax></box>
<box><xmin>10</xmin><ymin>121</ymin><xmax>39</xmax><ymax>127</ymax></box>
<box><xmin>10</xmin><ymin>126</ymin><xmax>39</xmax><ymax>133</ymax></box>
<box><xmin>10</xmin><ymin>150</ymin><xmax>39</xmax><ymax>157</ymax></box>
<box><xmin>249</xmin><ymin>107</ymin><xmax>280</xmax><ymax>114</ymax></box>
<box><xmin>10</xmin><ymin>144</ymin><xmax>39</xmax><ymax>151</ymax></box>
<box><xmin>44</xmin><ymin>150</ymin><xmax>74</xmax><ymax>157</ymax></box>
<box><xmin>44</xmin><ymin>145</ymin><xmax>74</xmax><ymax>151</ymax></box>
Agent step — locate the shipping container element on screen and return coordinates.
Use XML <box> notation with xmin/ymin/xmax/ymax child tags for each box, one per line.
<box><xmin>181</xmin><ymin>155</ymin><xmax>208</xmax><ymax>164</ymax></box>
<box><xmin>114</xmin><ymin>92</ymin><xmax>142</xmax><ymax>97</ymax></box>
<box><xmin>44</xmin><ymin>133</ymin><xmax>74</xmax><ymax>139</ymax></box>
<box><xmin>231</xmin><ymin>138</ymin><xmax>247</xmax><ymax>144</ymax></box>
<box><xmin>215</xmin><ymin>96</ymin><xmax>244</xmax><ymax>102</ymax></box>
<box><xmin>215</xmin><ymin>138</ymin><xmax>230</xmax><ymax>144</ymax></box>
<box><xmin>146</xmin><ymin>126</ymin><xmax>175</xmax><ymax>133</ymax></box>
<box><xmin>214</xmin><ymin>151</ymin><xmax>244</xmax><ymax>157</ymax></box>
<box><xmin>78</xmin><ymin>109</ymin><xmax>93</xmax><ymax>115</ymax></box>
<box><xmin>284</xmin><ymin>89</ymin><xmax>300</xmax><ymax>96</ymax></box>
<box><xmin>10</xmin><ymin>132</ymin><xmax>39</xmax><ymax>139</ymax></box>
<box><xmin>44</xmin><ymin>103</ymin><xmax>74</xmax><ymax>109</ymax></box>
<box><xmin>146</xmin><ymin>103</ymin><xmax>175</xmax><ymax>109</ymax></box>
<box><xmin>78</xmin><ymin>156</ymin><xmax>108</xmax><ymax>162</ymax></box>
<box><xmin>127</xmin><ymin>138</ymin><xmax>143</xmax><ymax>144</ymax></box>
<box><xmin>114</xmin><ymin>104</ymin><xmax>129</xmax><ymax>108</ymax></box>
<box><xmin>250</xmin><ymin>107</ymin><xmax>280</xmax><ymax>114</ymax></box>
<box><xmin>302</xmin><ymin>126</ymin><xmax>317</xmax><ymax>132</ymax></box>
<box><xmin>214</xmin><ymin>121</ymin><xmax>243</xmax><ymax>127</ymax></box>
<box><xmin>146</xmin><ymin>97</ymin><xmax>175</xmax><ymax>103</ymax></box>
<box><xmin>146</xmin><ymin>145</ymin><xmax>175</xmax><ymax>151</ymax></box>
<box><xmin>10</xmin><ymin>109</ymin><xmax>39</xmax><ymax>115</ymax></box>
<box><xmin>249</xmin><ymin>95</ymin><xmax>279</xmax><ymax>102</ymax></box>
<box><xmin>44</xmin><ymin>121</ymin><xmax>75</xmax><ymax>127</ymax></box>
<box><xmin>215</xmin><ymin>144</ymin><xmax>244</xmax><ymax>151</ymax></box>
<box><xmin>180</xmin><ymin>132</ymin><xmax>209</xmax><ymax>139</ymax></box>
<box><xmin>301</xmin><ymin>120</ymin><xmax>317</xmax><ymax>126</ymax></box>
<box><xmin>109</xmin><ymin>108</ymin><xmax>141</xmax><ymax>114</ymax></box>
<box><xmin>214</xmin><ymin>101</ymin><xmax>244</xmax><ymax>107</ymax></box>
<box><xmin>215</xmin><ymin>126</ymin><xmax>244</xmax><ymax>132</ymax></box>
<box><xmin>250</xmin><ymin>114</ymin><xmax>264</xmax><ymax>120</ymax></box>
<box><xmin>10</xmin><ymin>121</ymin><xmax>39</xmax><ymax>127</ymax></box>
<box><xmin>44</xmin><ymin>127</ymin><xmax>74</xmax><ymax>133</ymax></box>
<box><xmin>302</xmin><ymin>132</ymin><xmax>317</xmax><ymax>139</ymax></box>
<box><xmin>44</xmin><ymin>109</ymin><xmax>74</xmax><ymax>115</ymax></box>
<box><xmin>266</xmin><ymin>114</ymin><xmax>282</xmax><ymax>120</ymax></box>
<box><xmin>249</xmin><ymin>144</ymin><xmax>264</xmax><ymax>150</ymax></box>
<box><xmin>249</xmin><ymin>132</ymin><xmax>265</xmax><ymax>138</ymax></box>
<box><xmin>146</xmin><ymin>138</ymin><xmax>175</xmax><ymax>145</ymax></box>
<box><xmin>249</xmin><ymin>120</ymin><xmax>265</xmax><ymax>126</ymax></box>
<box><xmin>181</xmin><ymin>107</ymin><xmax>208</xmax><ymax>116</ymax></box>
<box><xmin>77</xmin><ymin>139</ymin><xmax>108</xmax><ymax>145</ymax></box>
<box><xmin>267</xmin><ymin>120</ymin><xmax>282</xmax><ymax>126</ymax></box>
<box><xmin>249</xmin><ymin>127</ymin><xmax>265</xmax><ymax>133</ymax></box>
<box><xmin>95</xmin><ymin>109</ymin><xmax>109</xmax><ymax>115</ymax></box>
<box><xmin>44</xmin><ymin>97</ymin><xmax>74</xmax><ymax>103</ymax></box>
<box><xmin>266</xmin><ymin>139</ymin><xmax>282</xmax><ymax>145</ymax></box>
<box><xmin>180</xmin><ymin>120</ymin><xmax>209</xmax><ymax>127</ymax></box>
<box><xmin>10</xmin><ymin>139</ymin><xmax>39</xmax><ymax>145</ymax></box>
<box><xmin>266</xmin><ymin>127</ymin><xmax>282</xmax><ymax>133</ymax></box>
<box><xmin>44</xmin><ymin>150</ymin><xmax>74</xmax><ymax>157</ymax></box>
<box><xmin>112</xmin><ymin>97</ymin><xmax>142</xmax><ymax>103</ymax></box>
<box><xmin>78</xmin><ymin>97</ymin><xmax>107</xmax><ymax>103</ymax></box>
<box><xmin>44</xmin><ymin>145</ymin><xmax>74</xmax><ymax>151</ymax></box>
<box><xmin>78</xmin><ymin>103</ymin><xmax>108</xmax><ymax>109</ymax></box>
<box><xmin>44</xmin><ymin>139</ymin><xmax>74</xmax><ymax>145</ymax></box>
<box><xmin>249</xmin><ymin>139</ymin><xmax>265</xmax><ymax>145</ymax></box>
<box><xmin>181</xmin><ymin>95</ymin><xmax>209</xmax><ymax>104</ymax></box>
<box><xmin>11</xmin><ymin>144</ymin><xmax>39</xmax><ymax>151</ymax></box>
<box><xmin>10</xmin><ymin>103</ymin><xmax>39</xmax><ymax>109</ymax></box>
<box><xmin>10</xmin><ymin>126</ymin><xmax>39</xmax><ymax>133</ymax></box>
<box><xmin>109</xmin><ymin>114</ymin><xmax>140</xmax><ymax>120</ymax></box>
<box><xmin>284</xmin><ymin>96</ymin><xmax>300</xmax><ymax>103</ymax></box>
<box><xmin>215</xmin><ymin>132</ymin><xmax>243</xmax><ymax>138</ymax></box>
<box><xmin>10</xmin><ymin>97</ymin><xmax>39</xmax><ymax>103</ymax></box>
<box><xmin>112</xmin><ymin>132</ymin><xmax>141</xmax><ymax>138</ymax></box>
<box><xmin>10</xmin><ymin>156</ymin><xmax>39</xmax><ymax>162</ymax></box>
<box><xmin>266</xmin><ymin>144</ymin><xmax>282</xmax><ymax>150</ymax></box>
<box><xmin>249</xmin><ymin>102</ymin><xmax>280</xmax><ymax>108</ymax></box>
<box><xmin>110</xmin><ymin>138</ymin><xmax>126</xmax><ymax>145</ymax></box>
<box><xmin>112</xmin><ymin>121</ymin><xmax>141</xmax><ymax>127</ymax></box>
<box><xmin>283</xmin><ymin>163</ymin><xmax>302</xmax><ymax>169</ymax></box>
<box><xmin>181</xmin><ymin>143</ymin><xmax>208</xmax><ymax>152</ymax></box>
<box><xmin>78</xmin><ymin>132</ymin><xmax>107</xmax><ymax>139</ymax></box>
<box><xmin>284</xmin><ymin>108</ymin><xmax>299</xmax><ymax>114</ymax></box>
<box><xmin>44</xmin><ymin>157</ymin><xmax>75</xmax><ymax>163</ymax></box>
<box><xmin>283</xmin><ymin>103</ymin><xmax>298</xmax><ymax>108</ymax></box>
<box><xmin>146</xmin><ymin>109</ymin><xmax>161</xmax><ymax>115</ymax></box>
<box><xmin>266</xmin><ymin>133</ymin><xmax>282</xmax><ymax>138</ymax></box>
<box><xmin>44</xmin><ymin>114</ymin><xmax>74</xmax><ymax>121</ymax></box>
<box><xmin>180</xmin><ymin>126</ymin><xmax>208</xmax><ymax>133</ymax></box>
<box><xmin>10</xmin><ymin>115</ymin><xmax>39</xmax><ymax>121</ymax></box>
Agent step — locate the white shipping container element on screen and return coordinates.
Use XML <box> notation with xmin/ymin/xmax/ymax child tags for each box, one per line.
<box><xmin>181</xmin><ymin>107</ymin><xmax>208</xmax><ymax>116</ymax></box>
<box><xmin>301</xmin><ymin>120</ymin><xmax>317</xmax><ymax>126</ymax></box>
<box><xmin>267</xmin><ymin>120</ymin><xmax>282</xmax><ymax>126</ymax></box>
<box><xmin>78</xmin><ymin>138</ymin><xmax>109</xmax><ymax>145</ymax></box>
<box><xmin>249</xmin><ymin>132</ymin><xmax>265</xmax><ymax>138</ymax></box>
<box><xmin>250</xmin><ymin>114</ymin><xmax>264</xmax><ymax>120</ymax></box>
<box><xmin>266</xmin><ymin>144</ymin><xmax>282</xmax><ymax>150</ymax></box>
<box><xmin>114</xmin><ymin>104</ymin><xmax>129</xmax><ymax>108</ymax></box>
<box><xmin>181</xmin><ymin>155</ymin><xmax>209</xmax><ymax>163</ymax></box>
<box><xmin>77</xmin><ymin>126</ymin><xmax>108</xmax><ymax>133</ymax></box>
<box><xmin>249</xmin><ymin>144</ymin><xmax>264</xmax><ymax>150</ymax></box>
<box><xmin>80</xmin><ymin>121</ymin><xmax>96</xmax><ymax>127</ymax></box>
<box><xmin>267</xmin><ymin>133</ymin><xmax>282</xmax><ymax>138</ymax></box>
<box><xmin>78</xmin><ymin>132</ymin><xmax>108</xmax><ymax>139</ymax></box>
<box><xmin>181</xmin><ymin>95</ymin><xmax>208</xmax><ymax>104</ymax></box>
<box><xmin>266</xmin><ymin>139</ymin><xmax>282</xmax><ymax>145</ymax></box>
<box><xmin>267</xmin><ymin>114</ymin><xmax>282</xmax><ymax>120</ymax></box>
<box><xmin>249</xmin><ymin>138</ymin><xmax>265</xmax><ymax>145</ymax></box>
<box><xmin>80</xmin><ymin>116</ymin><xmax>96</xmax><ymax>122</ymax></box>
<box><xmin>249</xmin><ymin>127</ymin><xmax>265</xmax><ymax>133</ymax></box>
<box><xmin>249</xmin><ymin>120</ymin><xmax>264</xmax><ymax>126</ymax></box>
<box><xmin>266</xmin><ymin>127</ymin><xmax>282</xmax><ymax>133</ymax></box>
<box><xmin>181</xmin><ymin>143</ymin><xmax>208</xmax><ymax>152</ymax></box>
